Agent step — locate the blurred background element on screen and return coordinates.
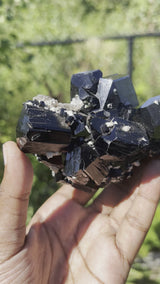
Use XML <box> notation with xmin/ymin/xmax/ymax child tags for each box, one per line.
<box><xmin>0</xmin><ymin>0</ymin><xmax>160</xmax><ymax>282</ymax></box>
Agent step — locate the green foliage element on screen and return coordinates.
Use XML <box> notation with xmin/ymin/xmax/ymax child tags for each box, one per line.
<box><xmin>139</xmin><ymin>203</ymin><xmax>160</xmax><ymax>257</ymax></box>
<box><xmin>126</xmin><ymin>203</ymin><xmax>160</xmax><ymax>283</ymax></box>
<box><xmin>127</xmin><ymin>267</ymin><xmax>160</xmax><ymax>284</ymax></box>
<box><xmin>0</xmin><ymin>5</ymin><xmax>160</xmax><ymax>278</ymax></box>
<box><xmin>29</xmin><ymin>155</ymin><xmax>60</xmax><ymax>213</ymax></box>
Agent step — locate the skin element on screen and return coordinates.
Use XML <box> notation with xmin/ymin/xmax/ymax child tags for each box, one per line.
<box><xmin>0</xmin><ymin>142</ymin><xmax>160</xmax><ymax>284</ymax></box>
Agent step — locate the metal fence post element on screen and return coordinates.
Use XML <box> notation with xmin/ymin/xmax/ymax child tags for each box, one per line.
<box><xmin>16</xmin><ymin>32</ymin><xmax>160</xmax><ymax>81</ymax></box>
<box><xmin>128</xmin><ymin>36</ymin><xmax>134</xmax><ymax>79</ymax></box>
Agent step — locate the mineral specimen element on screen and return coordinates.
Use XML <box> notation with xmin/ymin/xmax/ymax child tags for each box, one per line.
<box><xmin>16</xmin><ymin>70</ymin><xmax>160</xmax><ymax>192</ymax></box>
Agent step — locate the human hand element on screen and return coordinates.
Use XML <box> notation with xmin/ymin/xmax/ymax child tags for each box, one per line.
<box><xmin>0</xmin><ymin>141</ymin><xmax>160</xmax><ymax>284</ymax></box>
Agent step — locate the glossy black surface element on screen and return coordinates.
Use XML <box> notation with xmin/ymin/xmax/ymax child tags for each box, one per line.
<box><xmin>16</xmin><ymin>70</ymin><xmax>160</xmax><ymax>192</ymax></box>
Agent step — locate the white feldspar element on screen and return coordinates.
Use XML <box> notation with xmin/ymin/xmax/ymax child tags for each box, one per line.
<box><xmin>121</xmin><ymin>125</ymin><xmax>131</xmax><ymax>132</ymax></box>
<box><xmin>33</xmin><ymin>94</ymin><xmax>83</xmax><ymax>112</ymax></box>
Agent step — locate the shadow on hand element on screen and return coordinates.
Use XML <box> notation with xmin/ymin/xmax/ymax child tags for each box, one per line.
<box><xmin>28</xmin><ymin>158</ymin><xmax>160</xmax><ymax>283</ymax></box>
<box><xmin>89</xmin><ymin>157</ymin><xmax>160</xmax><ymax>211</ymax></box>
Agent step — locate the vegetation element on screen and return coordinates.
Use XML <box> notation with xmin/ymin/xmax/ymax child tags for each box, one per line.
<box><xmin>0</xmin><ymin>0</ymin><xmax>160</xmax><ymax>282</ymax></box>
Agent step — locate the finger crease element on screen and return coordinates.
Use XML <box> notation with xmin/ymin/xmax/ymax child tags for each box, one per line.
<box><xmin>42</xmin><ymin>223</ymin><xmax>54</xmax><ymax>284</ymax></box>
<box><xmin>138</xmin><ymin>191</ymin><xmax>157</xmax><ymax>205</ymax></box>
<box><xmin>126</xmin><ymin>214</ymin><xmax>148</xmax><ymax>233</ymax></box>
<box><xmin>109</xmin><ymin>215</ymin><xmax>120</xmax><ymax>231</ymax></box>
<box><xmin>115</xmin><ymin>237</ymin><xmax>132</xmax><ymax>269</ymax></box>
<box><xmin>43</xmin><ymin>223</ymin><xmax>75</xmax><ymax>284</ymax></box>
<box><xmin>74</xmin><ymin>230</ymin><xmax>105</xmax><ymax>284</ymax></box>
<box><xmin>0</xmin><ymin>224</ymin><xmax>26</xmax><ymax>233</ymax></box>
<box><xmin>8</xmin><ymin>194</ymin><xmax>29</xmax><ymax>202</ymax></box>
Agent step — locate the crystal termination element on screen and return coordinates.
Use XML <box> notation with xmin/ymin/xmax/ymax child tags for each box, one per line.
<box><xmin>16</xmin><ymin>70</ymin><xmax>160</xmax><ymax>192</ymax></box>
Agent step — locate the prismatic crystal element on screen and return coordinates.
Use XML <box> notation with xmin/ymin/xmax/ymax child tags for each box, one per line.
<box><xmin>16</xmin><ymin>70</ymin><xmax>160</xmax><ymax>192</ymax></box>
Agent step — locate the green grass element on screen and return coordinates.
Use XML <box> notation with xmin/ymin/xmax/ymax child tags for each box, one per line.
<box><xmin>127</xmin><ymin>266</ymin><xmax>160</xmax><ymax>284</ymax></box>
<box><xmin>84</xmin><ymin>187</ymin><xmax>104</xmax><ymax>207</ymax></box>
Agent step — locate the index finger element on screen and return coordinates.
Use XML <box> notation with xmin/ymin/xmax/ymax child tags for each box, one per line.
<box><xmin>116</xmin><ymin>159</ymin><xmax>160</xmax><ymax>265</ymax></box>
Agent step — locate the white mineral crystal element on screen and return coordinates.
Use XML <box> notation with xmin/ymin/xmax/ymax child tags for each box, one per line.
<box><xmin>121</xmin><ymin>125</ymin><xmax>131</xmax><ymax>132</ymax></box>
<box><xmin>33</xmin><ymin>94</ymin><xmax>83</xmax><ymax>112</ymax></box>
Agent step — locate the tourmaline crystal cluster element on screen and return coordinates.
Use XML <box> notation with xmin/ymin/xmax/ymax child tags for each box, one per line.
<box><xmin>16</xmin><ymin>70</ymin><xmax>160</xmax><ymax>192</ymax></box>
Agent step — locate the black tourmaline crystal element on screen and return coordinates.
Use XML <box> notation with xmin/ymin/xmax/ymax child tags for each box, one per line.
<box><xmin>16</xmin><ymin>70</ymin><xmax>160</xmax><ymax>192</ymax></box>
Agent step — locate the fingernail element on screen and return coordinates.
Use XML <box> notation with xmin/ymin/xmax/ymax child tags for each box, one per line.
<box><xmin>2</xmin><ymin>143</ymin><xmax>7</xmax><ymax>166</ymax></box>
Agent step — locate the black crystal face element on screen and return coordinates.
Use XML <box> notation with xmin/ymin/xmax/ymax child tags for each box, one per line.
<box><xmin>16</xmin><ymin>70</ymin><xmax>160</xmax><ymax>192</ymax></box>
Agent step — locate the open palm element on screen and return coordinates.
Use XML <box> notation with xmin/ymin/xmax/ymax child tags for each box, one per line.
<box><xmin>0</xmin><ymin>141</ymin><xmax>160</xmax><ymax>284</ymax></box>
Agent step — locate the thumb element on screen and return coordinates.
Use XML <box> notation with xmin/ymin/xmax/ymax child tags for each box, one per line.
<box><xmin>0</xmin><ymin>141</ymin><xmax>33</xmax><ymax>264</ymax></box>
